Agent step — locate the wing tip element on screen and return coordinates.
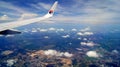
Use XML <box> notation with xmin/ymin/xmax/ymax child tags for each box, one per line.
<box><xmin>44</xmin><ymin>1</ymin><xmax>58</xmax><ymax>18</ymax></box>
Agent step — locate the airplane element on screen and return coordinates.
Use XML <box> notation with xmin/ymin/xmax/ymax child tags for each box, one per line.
<box><xmin>0</xmin><ymin>1</ymin><xmax>58</xmax><ymax>35</ymax></box>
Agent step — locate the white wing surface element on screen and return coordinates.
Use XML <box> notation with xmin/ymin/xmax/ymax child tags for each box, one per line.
<box><xmin>0</xmin><ymin>1</ymin><xmax>58</xmax><ymax>35</ymax></box>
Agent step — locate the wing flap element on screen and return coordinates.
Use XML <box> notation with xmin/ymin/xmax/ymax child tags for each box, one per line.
<box><xmin>0</xmin><ymin>29</ymin><xmax>21</xmax><ymax>35</ymax></box>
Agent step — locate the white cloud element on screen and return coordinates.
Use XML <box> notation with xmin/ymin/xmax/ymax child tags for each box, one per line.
<box><xmin>39</xmin><ymin>29</ymin><xmax>48</xmax><ymax>32</ymax></box>
<box><xmin>5</xmin><ymin>35</ymin><xmax>14</xmax><ymax>38</ymax></box>
<box><xmin>84</xmin><ymin>32</ymin><xmax>93</xmax><ymax>35</ymax></box>
<box><xmin>19</xmin><ymin>13</ymin><xmax>38</xmax><ymax>20</ymax></box>
<box><xmin>69</xmin><ymin>42</ymin><xmax>72</xmax><ymax>45</ymax></box>
<box><xmin>57</xmin><ymin>28</ymin><xmax>64</xmax><ymax>32</ymax></box>
<box><xmin>83</xmin><ymin>38</ymin><xmax>87</xmax><ymax>41</ymax></box>
<box><xmin>30</xmin><ymin>4</ymin><xmax>42</xmax><ymax>10</ymax></box>
<box><xmin>44</xmin><ymin>49</ymin><xmax>58</xmax><ymax>56</ymax></box>
<box><xmin>44</xmin><ymin>49</ymin><xmax>73</xmax><ymax>57</ymax></box>
<box><xmin>0</xmin><ymin>15</ymin><xmax>9</xmax><ymax>20</ymax></box>
<box><xmin>36</xmin><ymin>28</ymin><xmax>41</xmax><ymax>30</ymax></box>
<box><xmin>64</xmin><ymin>52</ymin><xmax>73</xmax><ymax>58</ymax></box>
<box><xmin>81</xmin><ymin>42</ymin><xmax>96</xmax><ymax>47</ymax></box>
<box><xmin>112</xmin><ymin>49</ymin><xmax>119</xmax><ymax>54</ymax></box>
<box><xmin>38</xmin><ymin>3</ymin><xmax>51</xmax><ymax>10</ymax></box>
<box><xmin>0</xmin><ymin>14</ymin><xmax>14</xmax><ymax>22</ymax></box>
<box><xmin>6</xmin><ymin>59</ymin><xmax>17</xmax><ymax>67</ymax></box>
<box><xmin>30</xmin><ymin>2</ymin><xmax>51</xmax><ymax>10</ymax></box>
<box><xmin>76</xmin><ymin>48</ymin><xmax>82</xmax><ymax>51</ymax></box>
<box><xmin>80</xmin><ymin>27</ymin><xmax>90</xmax><ymax>32</ymax></box>
<box><xmin>77</xmin><ymin>32</ymin><xmax>83</xmax><ymax>36</ymax></box>
<box><xmin>31</xmin><ymin>28</ymin><xmax>48</xmax><ymax>33</ymax></box>
<box><xmin>49</xmin><ymin>27</ymin><xmax>56</xmax><ymax>31</ymax></box>
<box><xmin>71</xmin><ymin>28</ymin><xmax>77</xmax><ymax>31</ymax></box>
<box><xmin>0</xmin><ymin>35</ymin><xmax>3</xmax><ymax>37</ymax></box>
<box><xmin>44</xmin><ymin>36</ymin><xmax>49</xmax><ymax>39</ymax></box>
<box><xmin>77</xmin><ymin>32</ymin><xmax>93</xmax><ymax>36</ymax></box>
<box><xmin>31</xmin><ymin>28</ymin><xmax>37</xmax><ymax>32</ymax></box>
<box><xmin>62</xmin><ymin>35</ymin><xmax>70</xmax><ymax>38</ymax></box>
<box><xmin>86</xmin><ymin>51</ymin><xmax>99</xmax><ymax>58</ymax></box>
<box><xmin>77</xmin><ymin>38</ymin><xmax>81</xmax><ymax>40</ymax></box>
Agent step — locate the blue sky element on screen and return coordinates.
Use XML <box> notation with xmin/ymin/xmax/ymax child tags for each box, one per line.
<box><xmin>0</xmin><ymin>0</ymin><xmax>120</xmax><ymax>24</ymax></box>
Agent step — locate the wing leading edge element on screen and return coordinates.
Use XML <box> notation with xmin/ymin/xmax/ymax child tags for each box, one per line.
<box><xmin>0</xmin><ymin>1</ymin><xmax>58</xmax><ymax>35</ymax></box>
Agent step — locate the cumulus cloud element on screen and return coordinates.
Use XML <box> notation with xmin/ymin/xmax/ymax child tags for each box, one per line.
<box><xmin>81</xmin><ymin>42</ymin><xmax>96</xmax><ymax>47</ymax></box>
<box><xmin>86</xmin><ymin>51</ymin><xmax>100</xmax><ymax>58</ymax></box>
<box><xmin>112</xmin><ymin>49</ymin><xmax>119</xmax><ymax>54</ymax></box>
<box><xmin>6</xmin><ymin>59</ymin><xmax>17</xmax><ymax>67</ymax></box>
<box><xmin>39</xmin><ymin>29</ymin><xmax>48</xmax><ymax>32</ymax></box>
<box><xmin>71</xmin><ymin>28</ymin><xmax>77</xmax><ymax>31</ymax></box>
<box><xmin>44</xmin><ymin>36</ymin><xmax>49</xmax><ymax>39</ymax></box>
<box><xmin>49</xmin><ymin>27</ymin><xmax>56</xmax><ymax>31</ymax></box>
<box><xmin>62</xmin><ymin>35</ymin><xmax>70</xmax><ymax>38</ymax></box>
<box><xmin>44</xmin><ymin>49</ymin><xmax>73</xmax><ymax>57</ymax></box>
<box><xmin>57</xmin><ymin>28</ymin><xmax>64</xmax><ymax>32</ymax></box>
<box><xmin>31</xmin><ymin>28</ymin><xmax>48</xmax><ymax>32</ymax></box>
<box><xmin>64</xmin><ymin>52</ymin><xmax>73</xmax><ymax>57</ymax></box>
<box><xmin>80</xmin><ymin>27</ymin><xmax>90</xmax><ymax>32</ymax></box>
<box><xmin>84</xmin><ymin>32</ymin><xmax>93</xmax><ymax>35</ymax></box>
<box><xmin>77</xmin><ymin>31</ymin><xmax>93</xmax><ymax>36</ymax></box>
<box><xmin>5</xmin><ymin>35</ymin><xmax>14</xmax><ymax>38</ymax></box>
<box><xmin>77</xmin><ymin>32</ymin><xmax>83</xmax><ymax>36</ymax></box>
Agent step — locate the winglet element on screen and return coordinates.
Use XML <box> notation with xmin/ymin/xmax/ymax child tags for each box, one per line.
<box><xmin>48</xmin><ymin>1</ymin><xmax>58</xmax><ymax>15</ymax></box>
<box><xmin>44</xmin><ymin>1</ymin><xmax>58</xmax><ymax>18</ymax></box>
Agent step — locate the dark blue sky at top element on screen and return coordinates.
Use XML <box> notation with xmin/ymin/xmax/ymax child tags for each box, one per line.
<box><xmin>0</xmin><ymin>0</ymin><xmax>77</xmax><ymax>7</ymax></box>
<box><xmin>0</xmin><ymin>0</ymin><xmax>79</xmax><ymax>16</ymax></box>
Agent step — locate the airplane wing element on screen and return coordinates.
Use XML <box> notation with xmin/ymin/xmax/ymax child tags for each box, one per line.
<box><xmin>0</xmin><ymin>1</ymin><xmax>58</xmax><ymax>35</ymax></box>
